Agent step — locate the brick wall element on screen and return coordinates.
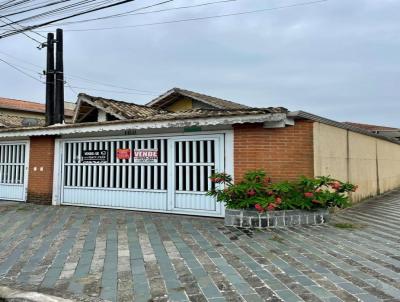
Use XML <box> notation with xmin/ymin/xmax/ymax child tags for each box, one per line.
<box><xmin>28</xmin><ymin>136</ymin><xmax>55</xmax><ymax>205</ymax></box>
<box><xmin>233</xmin><ymin>120</ymin><xmax>314</xmax><ymax>182</ymax></box>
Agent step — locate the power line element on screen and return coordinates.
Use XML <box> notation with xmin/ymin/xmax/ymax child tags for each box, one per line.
<box><xmin>0</xmin><ymin>15</ymin><xmax>47</xmax><ymax>48</ymax></box>
<box><xmin>67</xmin><ymin>85</ymin><xmax>156</xmax><ymax>95</ymax></box>
<box><xmin>45</xmin><ymin>0</ymin><xmax>329</xmax><ymax>32</ymax></box>
<box><xmin>0</xmin><ymin>54</ymin><xmax>157</xmax><ymax>96</ymax></box>
<box><xmin>0</xmin><ymin>0</ymin><xmax>75</xmax><ymax>18</ymax></box>
<box><xmin>0</xmin><ymin>50</ymin><xmax>157</xmax><ymax>93</ymax></box>
<box><xmin>0</xmin><ymin>57</ymin><xmax>44</xmax><ymax>83</ymax></box>
<box><xmin>50</xmin><ymin>0</ymin><xmax>235</xmax><ymax>27</ymax></box>
<box><xmin>0</xmin><ymin>18</ymin><xmax>43</xmax><ymax>44</ymax></box>
<box><xmin>0</xmin><ymin>0</ymin><xmax>140</xmax><ymax>38</ymax></box>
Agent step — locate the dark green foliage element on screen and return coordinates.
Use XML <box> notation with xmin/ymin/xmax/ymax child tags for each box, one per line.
<box><xmin>207</xmin><ymin>170</ymin><xmax>358</xmax><ymax>211</ymax></box>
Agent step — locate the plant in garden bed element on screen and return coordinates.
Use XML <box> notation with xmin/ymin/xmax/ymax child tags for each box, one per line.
<box><xmin>207</xmin><ymin>170</ymin><xmax>358</xmax><ymax>212</ymax></box>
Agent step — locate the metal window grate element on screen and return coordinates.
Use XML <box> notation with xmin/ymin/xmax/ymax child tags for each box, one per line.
<box><xmin>63</xmin><ymin>139</ymin><xmax>168</xmax><ymax>190</ymax></box>
<box><xmin>0</xmin><ymin>144</ymin><xmax>26</xmax><ymax>184</ymax></box>
<box><xmin>175</xmin><ymin>140</ymin><xmax>215</xmax><ymax>192</ymax></box>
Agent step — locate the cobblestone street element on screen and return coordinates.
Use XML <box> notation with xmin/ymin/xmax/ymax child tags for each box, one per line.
<box><xmin>0</xmin><ymin>190</ymin><xmax>400</xmax><ymax>302</ymax></box>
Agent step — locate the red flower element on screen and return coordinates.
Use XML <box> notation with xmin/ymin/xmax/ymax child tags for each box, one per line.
<box><xmin>267</xmin><ymin>191</ymin><xmax>274</xmax><ymax>196</ymax></box>
<box><xmin>255</xmin><ymin>203</ymin><xmax>264</xmax><ymax>213</ymax></box>
<box><xmin>275</xmin><ymin>197</ymin><xmax>282</xmax><ymax>205</ymax></box>
<box><xmin>331</xmin><ymin>181</ymin><xmax>341</xmax><ymax>190</ymax></box>
<box><xmin>312</xmin><ymin>199</ymin><xmax>321</xmax><ymax>204</ymax></box>
<box><xmin>304</xmin><ymin>192</ymin><xmax>314</xmax><ymax>198</ymax></box>
<box><xmin>267</xmin><ymin>203</ymin><xmax>276</xmax><ymax>211</ymax></box>
<box><xmin>247</xmin><ymin>189</ymin><xmax>256</xmax><ymax>197</ymax></box>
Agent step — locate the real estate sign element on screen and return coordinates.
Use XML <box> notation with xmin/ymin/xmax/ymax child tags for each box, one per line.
<box><xmin>81</xmin><ymin>150</ymin><xmax>109</xmax><ymax>163</ymax></box>
<box><xmin>134</xmin><ymin>149</ymin><xmax>159</xmax><ymax>163</ymax></box>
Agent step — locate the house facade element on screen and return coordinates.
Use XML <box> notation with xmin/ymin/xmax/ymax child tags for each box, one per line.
<box><xmin>1</xmin><ymin>88</ymin><xmax>400</xmax><ymax>217</ymax></box>
<box><xmin>0</xmin><ymin>97</ymin><xmax>75</xmax><ymax>128</ymax></box>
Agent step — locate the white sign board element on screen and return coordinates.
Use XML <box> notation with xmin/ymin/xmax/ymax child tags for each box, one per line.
<box><xmin>134</xmin><ymin>149</ymin><xmax>159</xmax><ymax>163</ymax></box>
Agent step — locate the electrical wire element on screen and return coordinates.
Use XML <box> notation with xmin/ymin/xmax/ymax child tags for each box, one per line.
<box><xmin>0</xmin><ymin>50</ymin><xmax>157</xmax><ymax>93</ymax></box>
<box><xmin>0</xmin><ymin>18</ymin><xmax>43</xmax><ymax>44</ymax></box>
<box><xmin>0</xmin><ymin>54</ymin><xmax>157</xmax><ymax>96</ymax></box>
<box><xmin>46</xmin><ymin>0</ymin><xmax>329</xmax><ymax>32</ymax></box>
<box><xmin>49</xmin><ymin>0</ymin><xmax>234</xmax><ymax>27</ymax></box>
<box><xmin>0</xmin><ymin>57</ymin><xmax>44</xmax><ymax>83</ymax></box>
<box><xmin>0</xmin><ymin>0</ymin><xmax>139</xmax><ymax>39</ymax></box>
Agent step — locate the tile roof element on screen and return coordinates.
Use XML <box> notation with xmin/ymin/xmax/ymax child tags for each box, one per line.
<box><xmin>77</xmin><ymin>93</ymin><xmax>286</xmax><ymax>121</ymax></box>
<box><xmin>78</xmin><ymin>94</ymin><xmax>166</xmax><ymax>120</ymax></box>
<box><xmin>343</xmin><ymin>122</ymin><xmax>399</xmax><ymax>132</ymax></box>
<box><xmin>0</xmin><ymin>106</ymin><xmax>288</xmax><ymax>134</ymax></box>
<box><xmin>0</xmin><ymin>97</ymin><xmax>75</xmax><ymax>116</ymax></box>
<box><xmin>142</xmin><ymin>107</ymin><xmax>287</xmax><ymax>121</ymax></box>
<box><xmin>147</xmin><ymin>88</ymin><xmax>250</xmax><ymax>110</ymax></box>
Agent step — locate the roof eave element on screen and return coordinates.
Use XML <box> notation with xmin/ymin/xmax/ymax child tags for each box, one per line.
<box><xmin>0</xmin><ymin>113</ymin><xmax>287</xmax><ymax>138</ymax></box>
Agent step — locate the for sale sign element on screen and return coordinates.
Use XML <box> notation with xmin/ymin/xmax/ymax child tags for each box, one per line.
<box><xmin>116</xmin><ymin>149</ymin><xmax>131</xmax><ymax>160</ymax></box>
<box><xmin>81</xmin><ymin>150</ymin><xmax>109</xmax><ymax>163</ymax></box>
<box><xmin>134</xmin><ymin>149</ymin><xmax>159</xmax><ymax>163</ymax></box>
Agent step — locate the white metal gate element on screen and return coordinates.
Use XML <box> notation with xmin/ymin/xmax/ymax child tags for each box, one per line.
<box><xmin>59</xmin><ymin>134</ymin><xmax>225</xmax><ymax>216</ymax></box>
<box><xmin>0</xmin><ymin>141</ymin><xmax>29</xmax><ymax>202</ymax></box>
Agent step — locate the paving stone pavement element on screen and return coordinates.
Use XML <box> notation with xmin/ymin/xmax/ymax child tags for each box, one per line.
<box><xmin>0</xmin><ymin>190</ymin><xmax>400</xmax><ymax>302</ymax></box>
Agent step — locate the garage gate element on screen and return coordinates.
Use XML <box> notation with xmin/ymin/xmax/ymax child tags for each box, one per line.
<box><xmin>58</xmin><ymin>134</ymin><xmax>226</xmax><ymax>217</ymax></box>
<box><xmin>0</xmin><ymin>141</ymin><xmax>29</xmax><ymax>202</ymax></box>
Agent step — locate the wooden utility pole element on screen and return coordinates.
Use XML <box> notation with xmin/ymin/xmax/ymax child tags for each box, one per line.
<box><xmin>54</xmin><ymin>28</ymin><xmax>64</xmax><ymax>124</ymax></box>
<box><xmin>45</xmin><ymin>33</ymin><xmax>55</xmax><ymax>126</ymax></box>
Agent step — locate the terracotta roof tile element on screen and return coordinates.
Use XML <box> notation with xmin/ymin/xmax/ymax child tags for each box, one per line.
<box><xmin>0</xmin><ymin>97</ymin><xmax>75</xmax><ymax>116</ymax></box>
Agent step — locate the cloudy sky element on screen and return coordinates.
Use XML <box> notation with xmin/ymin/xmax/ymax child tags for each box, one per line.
<box><xmin>0</xmin><ymin>0</ymin><xmax>399</xmax><ymax>126</ymax></box>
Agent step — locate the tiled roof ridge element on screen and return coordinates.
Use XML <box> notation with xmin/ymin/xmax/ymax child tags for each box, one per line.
<box><xmin>343</xmin><ymin>121</ymin><xmax>399</xmax><ymax>131</ymax></box>
<box><xmin>172</xmin><ymin>87</ymin><xmax>250</xmax><ymax>109</ymax></box>
<box><xmin>78</xmin><ymin>93</ymin><xmax>153</xmax><ymax>109</ymax></box>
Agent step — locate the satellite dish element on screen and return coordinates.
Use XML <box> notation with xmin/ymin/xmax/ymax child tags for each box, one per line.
<box><xmin>21</xmin><ymin>118</ymin><xmax>39</xmax><ymax>127</ymax></box>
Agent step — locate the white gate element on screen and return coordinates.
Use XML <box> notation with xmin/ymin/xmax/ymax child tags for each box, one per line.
<box><xmin>59</xmin><ymin>134</ymin><xmax>226</xmax><ymax>217</ymax></box>
<box><xmin>0</xmin><ymin>141</ymin><xmax>29</xmax><ymax>202</ymax></box>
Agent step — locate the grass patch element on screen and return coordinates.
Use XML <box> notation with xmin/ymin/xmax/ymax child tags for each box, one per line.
<box><xmin>333</xmin><ymin>222</ymin><xmax>362</xmax><ymax>229</ymax></box>
<box><xmin>270</xmin><ymin>234</ymin><xmax>284</xmax><ymax>243</ymax></box>
<box><xmin>15</xmin><ymin>206</ymin><xmax>32</xmax><ymax>211</ymax></box>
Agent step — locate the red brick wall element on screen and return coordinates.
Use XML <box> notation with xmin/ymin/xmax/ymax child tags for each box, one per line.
<box><xmin>28</xmin><ymin>136</ymin><xmax>55</xmax><ymax>205</ymax></box>
<box><xmin>233</xmin><ymin>120</ymin><xmax>314</xmax><ymax>182</ymax></box>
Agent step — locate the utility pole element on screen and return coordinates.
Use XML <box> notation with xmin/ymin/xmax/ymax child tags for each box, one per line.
<box><xmin>45</xmin><ymin>33</ymin><xmax>55</xmax><ymax>126</ymax></box>
<box><xmin>44</xmin><ymin>28</ymin><xmax>65</xmax><ymax>125</ymax></box>
<box><xmin>54</xmin><ymin>28</ymin><xmax>64</xmax><ymax>124</ymax></box>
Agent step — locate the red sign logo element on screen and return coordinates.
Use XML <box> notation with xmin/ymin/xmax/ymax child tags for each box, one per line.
<box><xmin>116</xmin><ymin>149</ymin><xmax>131</xmax><ymax>160</ymax></box>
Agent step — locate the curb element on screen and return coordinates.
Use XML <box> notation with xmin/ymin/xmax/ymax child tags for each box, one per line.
<box><xmin>0</xmin><ymin>286</ymin><xmax>73</xmax><ymax>302</ymax></box>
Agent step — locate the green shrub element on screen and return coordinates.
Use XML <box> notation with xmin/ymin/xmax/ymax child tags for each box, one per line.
<box><xmin>207</xmin><ymin>170</ymin><xmax>358</xmax><ymax>212</ymax></box>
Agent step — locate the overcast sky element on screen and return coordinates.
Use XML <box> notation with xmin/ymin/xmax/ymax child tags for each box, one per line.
<box><xmin>0</xmin><ymin>0</ymin><xmax>399</xmax><ymax>126</ymax></box>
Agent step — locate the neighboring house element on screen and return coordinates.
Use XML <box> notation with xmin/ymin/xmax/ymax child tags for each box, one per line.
<box><xmin>147</xmin><ymin>87</ymin><xmax>250</xmax><ymax>111</ymax></box>
<box><xmin>0</xmin><ymin>97</ymin><xmax>75</xmax><ymax>128</ymax></box>
<box><xmin>1</xmin><ymin>87</ymin><xmax>400</xmax><ymax>218</ymax></box>
<box><xmin>344</xmin><ymin>122</ymin><xmax>400</xmax><ymax>141</ymax></box>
